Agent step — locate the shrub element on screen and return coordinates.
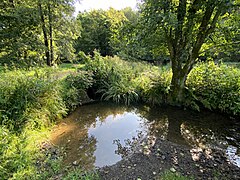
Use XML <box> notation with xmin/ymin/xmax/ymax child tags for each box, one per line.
<box><xmin>84</xmin><ymin>52</ymin><xmax>171</xmax><ymax>105</ymax></box>
<box><xmin>187</xmin><ymin>62</ymin><xmax>240</xmax><ymax>115</ymax></box>
<box><xmin>0</xmin><ymin>70</ymin><xmax>67</xmax><ymax>131</ymax></box>
<box><xmin>135</xmin><ymin>68</ymin><xmax>171</xmax><ymax>105</ymax></box>
<box><xmin>0</xmin><ymin>67</ymin><xmax>94</xmax><ymax>179</ymax></box>
<box><xmin>63</xmin><ymin>71</ymin><xmax>94</xmax><ymax>111</ymax></box>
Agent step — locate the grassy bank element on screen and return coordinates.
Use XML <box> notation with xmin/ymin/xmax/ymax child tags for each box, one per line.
<box><xmin>0</xmin><ymin>67</ymin><xmax>94</xmax><ymax>179</ymax></box>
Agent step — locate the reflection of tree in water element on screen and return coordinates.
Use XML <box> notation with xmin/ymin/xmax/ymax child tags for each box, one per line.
<box><xmin>138</xmin><ymin>105</ymin><xmax>188</xmax><ymax>145</ymax></box>
<box><xmin>113</xmin><ymin>105</ymin><xmax>240</xmax><ymax>159</ymax></box>
<box><xmin>55</xmin><ymin>102</ymin><xmax>240</xmax><ymax>169</ymax></box>
<box><xmin>79</xmin><ymin>102</ymin><xmax>131</xmax><ymax>129</ymax></box>
<box><xmin>66</xmin><ymin>102</ymin><xmax>144</xmax><ymax>167</ymax></box>
<box><xmin>113</xmin><ymin>106</ymin><xmax>169</xmax><ymax>158</ymax></box>
<box><xmin>114</xmin><ymin>130</ymin><xmax>147</xmax><ymax>157</ymax></box>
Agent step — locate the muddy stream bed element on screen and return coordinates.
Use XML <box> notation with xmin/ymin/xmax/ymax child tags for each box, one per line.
<box><xmin>49</xmin><ymin>102</ymin><xmax>240</xmax><ymax>179</ymax></box>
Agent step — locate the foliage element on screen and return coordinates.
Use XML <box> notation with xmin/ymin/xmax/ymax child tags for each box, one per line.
<box><xmin>136</xmin><ymin>68</ymin><xmax>172</xmax><ymax>105</ymax></box>
<box><xmin>118</xmin><ymin>7</ymin><xmax>169</xmax><ymax>62</ymax></box>
<box><xmin>158</xmin><ymin>170</ymin><xmax>191</xmax><ymax>180</ymax></box>
<box><xmin>75</xmin><ymin>8</ymin><xmax>127</xmax><ymax>56</ymax></box>
<box><xmin>63</xmin><ymin>71</ymin><xmax>94</xmax><ymax>111</ymax></box>
<box><xmin>84</xmin><ymin>53</ymin><xmax>240</xmax><ymax>116</ymax></box>
<box><xmin>0</xmin><ymin>125</ymin><xmax>51</xmax><ymax>179</ymax></box>
<box><xmin>0</xmin><ymin>67</ymin><xmax>93</xmax><ymax>179</ymax></box>
<box><xmin>63</xmin><ymin>169</ymin><xmax>99</xmax><ymax>180</ymax></box>
<box><xmin>203</xmin><ymin>3</ymin><xmax>240</xmax><ymax>62</ymax></box>
<box><xmin>140</xmin><ymin>0</ymin><xmax>237</xmax><ymax>103</ymax></box>
<box><xmin>84</xmin><ymin>52</ymin><xmax>139</xmax><ymax>105</ymax></box>
<box><xmin>0</xmin><ymin>0</ymin><xmax>79</xmax><ymax>66</ymax></box>
<box><xmin>186</xmin><ymin>62</ymin><xmax>240</xmax><ymax>115</ymax></box>
<box><xmin>84</xmin><ymin>52</ymin><xmax>171</xmax><ymax>105</ymax></box>
<box><xmin>0</xmin><ymin>68</ymin><xmax>66</xmax><ymax>131</ymax></box>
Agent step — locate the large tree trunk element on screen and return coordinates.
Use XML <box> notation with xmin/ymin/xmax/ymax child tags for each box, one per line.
<box><xmin>170</xmin><ymin>68</ymin><xmax>188</xmax><ymax>104</ymax></box>
<box><xmin>38</xmin><ymin>2</ymin><xmax>51</xmax><ymax>66</ymax></box>
<box><xmin>163</xmin><ymin>1</ymin><xmax>223</xmax><ymax>105</ymax></box>
<box><xmin>169</xmin><ymin>53</ymin><xmax>191</xmax><ymax>104</ymax></box>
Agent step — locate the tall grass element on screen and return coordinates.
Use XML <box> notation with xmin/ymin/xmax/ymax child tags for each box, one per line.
<box><xmin>0</xmin><ymin>67</ymin><xmax>93</xmax><ymax>179</ymax></box>
<box><xmin>84</xmin><ymin>51</ymin><xmax>171</xmax><ymax>105</ymax></box>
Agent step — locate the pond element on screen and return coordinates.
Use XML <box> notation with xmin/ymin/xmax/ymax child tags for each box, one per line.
<box><xmin>50</xmin><ymin>102</ymin><xmax>240</xmax><ymax>169</ymax></box>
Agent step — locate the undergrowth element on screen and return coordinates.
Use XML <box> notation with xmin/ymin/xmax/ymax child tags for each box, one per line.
<box><xmin>84</xmin><ymin>53</ymin><xmax>240</xmax><ymax>116</ymax></box>
<box><xmin>0</xmin><ymin>67</ymin><xmax>93</xmax><ymax>179</ymax></box>
<box><xmin>186</xmin><ymin>62</ymin><xmax>240</xmax><ymax>115</ymax></box>
<box><xmin>84</xmin><ymin>51</ymin><xmax>171</xmax><ymax>105</ymax></box>
<box><xmin>157</xmin><ymin>170</ymin><xmax>192</xmax><ymax>180</ymax></box>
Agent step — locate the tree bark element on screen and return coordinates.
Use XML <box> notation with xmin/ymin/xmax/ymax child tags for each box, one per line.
<box><xmin>167</xmin><ymin>2</ymin><xmax>222</xmax><ymax>105</ymax></box>
<box><xmin>48</xmin><ymin>3</ymin><xmax>54</xmax><ymax>64</ymax></box>
<box><xmin>38</xmin><ymin>2</ymin><xmax>51</xmax><ymax>66</ymax></box>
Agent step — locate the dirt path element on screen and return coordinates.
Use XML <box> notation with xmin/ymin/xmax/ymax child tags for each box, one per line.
<box><xmin>98</xmin><ymin>139</ymin><xmax>240</xmax><ymax>179</ymax></box>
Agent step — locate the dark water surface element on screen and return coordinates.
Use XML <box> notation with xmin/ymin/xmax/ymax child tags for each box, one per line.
<box><xmin>50</xmin><ymin>102</ymin><xmax>240</xmax><ymax>169</ymax></box>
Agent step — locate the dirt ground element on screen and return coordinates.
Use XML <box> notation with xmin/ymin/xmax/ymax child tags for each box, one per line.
<box><xmin>98</xmin><ymin>138</ymin><xmax>240</xmax><ymax>180</ymax></box>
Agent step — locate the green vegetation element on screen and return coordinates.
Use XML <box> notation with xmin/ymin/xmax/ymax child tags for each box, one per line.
<box><xmin>1</xmin><ymin>0</ymin><xmax>240</xmax><ymax>179</ymax></box>
<box><xmin>0</xmin><ymin>67</ymin><xmax>93</xmax><ymax>179</ymax></box>
<box><xmin>83</xmin><ymin>52</ymin><xmax>171</xmax><ymax>105</ymax></box>
<box><xmin>83</xmin><ymin>54</ymin><xmax>240</xmax><ymax>115</ymax></box>
<box><xmin>1</xmin><ymin>56</ymin><xmax>239</xmax><ymax>179</ymax></box>
<box><xmin>63</xmin><ymin>169</ymin><xmax>99</xmax><ymax>180</ymax></box>
<box><xmin>187</xmin><ymin>62</ymin><xmax>240</xmax><ymax>115</ymax></box>
<box><xmin>158</xmin><ymin>170</ymin><xmax>191</xmax><ymax>180</ymax></box>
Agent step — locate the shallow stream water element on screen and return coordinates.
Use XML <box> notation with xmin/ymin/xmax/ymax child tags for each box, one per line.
<box><xmin>50</xmin><ymin>102</ymin><xmax>240</xmax><ymax>169</ymax></box>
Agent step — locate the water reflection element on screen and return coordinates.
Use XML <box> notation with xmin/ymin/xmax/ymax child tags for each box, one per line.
<box><xmin>88</xmin><ymin>111</ymin><xmax>149</xmax><ymax>167</ymax></box>
<box><xmin>50</xmin><ymin>102</ymin><xmax>240</xmax><ymax>169</ymax></box>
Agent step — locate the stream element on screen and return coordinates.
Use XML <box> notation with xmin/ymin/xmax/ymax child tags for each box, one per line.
<box><xmin>50</xmin><ymin>102</ymin><xmax>240</xmax><ymax>170</ymax></box>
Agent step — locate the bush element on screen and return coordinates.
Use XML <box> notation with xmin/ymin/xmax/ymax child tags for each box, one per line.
<box><xmin>0</xmin><ymin>70</ymin><xmax>66</xmax><ymax>131</ymax></box>
<box><xmin>63</xmin><ymin>71</ymin><xmax>94</xmax><ymax>111</ymax></box>
<box><xmin>0</xmin><ymin>67</ymin><xmax>94</xmax><ymax>179</ymax></box>
<box><xmin>187</xmin><ymin>62</ymin><xmax>240</xmax><ymax>115</ymax></box>
<box><xmin>84</xmin><ymin>52</ymin><xmax>171</xmax><ymax>105</ymax></box>
<box><xmin>135</xmin><ymin>69</ymin><xmax>171</xmax><ymax>105</ymax></box>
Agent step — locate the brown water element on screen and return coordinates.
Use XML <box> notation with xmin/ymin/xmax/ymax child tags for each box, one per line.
<box><xmin>50</xmin><ymin>102</ymin><xmax>240</xmax><ymax>169</ymax></box>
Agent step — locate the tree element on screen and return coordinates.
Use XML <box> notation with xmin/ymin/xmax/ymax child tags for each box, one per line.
<box><xmin>203</xmin><ymin>5</ymin><xmax>240</xmax><ymax>62</ymax></box>
<box><xmin>75</xmin><ymin>8</ymin><xmax>127</xmax><ymax>57</ymax></box>
<box><xmin>75</xmin><ymin>10</ymin><xmax>112</xmax><ymax>56</ymax></box>
<box><xmin>118</xmin><ymin>8</ymin><xmax>169</xmax><ymax>62</ymax></box>
<box><xmin>0</xmin><ymin>0</ymin><xmax>79</xmax><ymax>66</ymax></box>
<box><xmin>37</xmin><ymin>0</ymin><xmax>78</xmax><ymax>65</ymax></box>
<box><xmin>0</xmin><ymin>0</ymin><xmax>43</xmax><ymax>66</ymax></box>
<box><xmin>141</xmin><ymin>0</ymin><xmax>237</xmax><ymax>104</ymax></box>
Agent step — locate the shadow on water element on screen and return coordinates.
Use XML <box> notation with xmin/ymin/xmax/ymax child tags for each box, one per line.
<box><xmin>50</xmin><ymin>102</ymin><xmax>240</xmax><ymax>169</ymax></box>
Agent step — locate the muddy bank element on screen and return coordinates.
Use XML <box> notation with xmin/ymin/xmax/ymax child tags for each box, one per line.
<box><xmin>98</xmin><ymin>138</ymin><xmax>240</xmax><ymax>179</ymax></box>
